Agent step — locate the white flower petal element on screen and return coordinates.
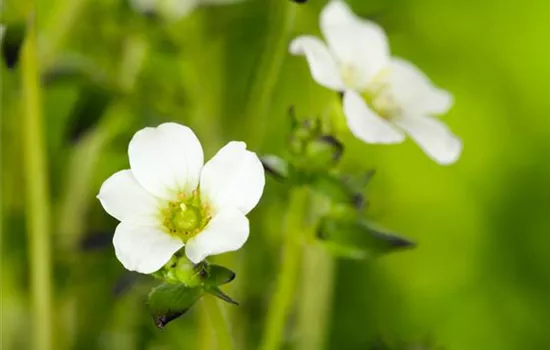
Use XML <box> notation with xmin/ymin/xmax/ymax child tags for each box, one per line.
<box><xmin>185</xmin><ymin>208</ymin><xmax>249</xmax><ymax>264</ymax></box>
<box><xmin>97</xmin><ymin>169</ymin><xmax>164</xmax><ymax>225</ymax></box>
<box><xmin>289</xmin><ymin>35</ymin><xmax>345</xmax><ymax>91</ymax></box>
<box><xmin>129</xmin><ymin>122</ymin><xmax>204</xmax><ymax>200</ymax></box>
<box><xmin>113</xmin><ymin>222</ymin><xmax>184</xmax><ymax>274</ymax></box>
<box><xmin>200</xmin><ymin>141</ymin><xmax>265</xmax><ymax>215</ymax></box>
<box><xmin>321</xmin><ymin>1</ymin><xmax>390</xmax><ymax>89</ymax></box>
<box><xmin>389</xmin><ymin>58</ymin><xmax>454</xmax><ymax>115</ymax></box>
<box><xmin>343</xmin><ymin>90</ymin><xmax>405</xmax><ymax>144</ymax></box>
<box><xmin>394</xmin><ymin>115</ymin><xmax>462</xmax><ymax>165</ymax></box>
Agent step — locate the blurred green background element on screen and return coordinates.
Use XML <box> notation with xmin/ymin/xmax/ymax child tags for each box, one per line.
<box><xmin>2</xmin><ymin>0</ymin><xmax>549</xmax><ymax>349</ymax></box>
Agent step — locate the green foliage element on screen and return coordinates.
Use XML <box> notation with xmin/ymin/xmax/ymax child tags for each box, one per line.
<box><xmin>1</xmin><ymin>0</ymin><xmax>549</xmax><ymax>349</ymax></box>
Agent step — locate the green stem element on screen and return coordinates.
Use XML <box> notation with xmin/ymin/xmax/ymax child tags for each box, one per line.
<box><xmin>244</xmin><ymin>0</ymin><xmax>296</xmax><ymax>149</ymax></box>
<box><xmin>260</xmin><ymin>187</ymin><xmax>310</xmax><ymax>350</ymax></box>
<box><xmin>202</xmin><ymin>295</ymin><xmax>235</xmax><ymax>350</ymax></box>
<box><xmin>295</xmin><ymin>245</ymin><xmax>335</xmax><ymax>350</ymax></box>
<box><xmin>21</xmin><ymin>10</ymin><xmax>53</xmax><ymax>350</ymax></box>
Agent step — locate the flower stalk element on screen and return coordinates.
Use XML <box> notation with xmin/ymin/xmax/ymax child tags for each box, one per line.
<box><xmin>202</xmin><ymin>295</ymin><xmax>235</xmax><ymax>350</ymax></box>
<box><xmin>21</xmin><ymin>9</ymin><xmax>53</xmax><ymax>350</ymax></box>
<box><xmin>260</xmin><ymin>186</ymin><xmax>310</xmax><ymax>350</ymax></box>
<box><xmin>295</xmin><ymin>245</ymin><xmax>335</xmax><ymax>350</ymax></box>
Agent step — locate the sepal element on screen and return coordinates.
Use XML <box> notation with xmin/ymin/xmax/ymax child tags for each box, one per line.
<box><xmin>317</xmin><ymin>216</ymin><xmax>415</xmax><ymax>259</ymax></box>
<box><xmin>261</xmin><ymin>155</ymin><xmax>290</xmax><ymax>181</ymax></box>
<box><xmin>148</xmin><ymin>283</ymin><xmax>203</xmax><ymax>329</ymax></box>
<box><xmin>149</xmin><ymin>257</ymin><xmax>239</xmax><ymax>327</ymax></box>
<box><xmin>206</xmin><ymin>287</ymin><xmax>239</xmax><ymax>305</ymax></box>
<box><xmin>202</xmin><ymin>264</ymin><xmax>236</xmax><ymax>287</ymax></box>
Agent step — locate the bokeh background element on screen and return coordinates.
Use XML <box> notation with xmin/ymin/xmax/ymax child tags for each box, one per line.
<box><xmin>2</xmin><ymin>0</ymin><xmax>549</xmax><ymax>349</ymax></box>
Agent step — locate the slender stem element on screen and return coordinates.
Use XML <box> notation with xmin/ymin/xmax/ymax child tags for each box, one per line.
<box><xmin>260</xmin><ymin>187</ymin><xmax>309</xmax><ymax>350</ymax></box>
<box><xmin>295</xmin><ymin>245</ymin><xmax>335</xmax><ymax>350</ymax></box>
<box><xmin>244</xmin><ymin>0</ymin><xmax>296</xmax><ymax>149</ymax></box>
<box><xmin>202</xmin><ymin>295</ymin><xmax>235</xmax><ymax>350</ymax></box>
<box><xmin>199</xmin><ymin>300</ymin><xmax>216</xmax><ymax>350</ymax></box>
<box><xmin>21</xmin><ymin>10</ymin><xmax>53</xmax><ymax>350</ymax></box>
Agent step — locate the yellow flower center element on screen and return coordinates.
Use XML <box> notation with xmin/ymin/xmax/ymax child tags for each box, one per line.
<box><xmin>162</xmin><ymin>191</ymin><xmax>211</xmax><ymax>243</ymax></box>
<box><xmin>362</xmin><ymin>68</ymin><xmax>401</xmax><ymax>119</ymax></box>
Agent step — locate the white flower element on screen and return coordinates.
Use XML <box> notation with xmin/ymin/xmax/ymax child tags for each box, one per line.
<box><xmin>130</xmin><ymin>0</ymin><xmax>245</xmax><ymax>21</ymax></box>
<box><xmin>289</xmin><ymin>1</ymin><xmax>462</xmax><ymax>165</ymax></box>
<box><xmin>97</xmin><ymin>122</ymin><xmax>265</xmax><ymax>274</ymax></box>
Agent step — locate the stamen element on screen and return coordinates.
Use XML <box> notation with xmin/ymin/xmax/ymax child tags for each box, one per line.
<box><xmin>160</xmin><ymin>190</ymin><xmax>211</xmax><ymax>242</ymax></box>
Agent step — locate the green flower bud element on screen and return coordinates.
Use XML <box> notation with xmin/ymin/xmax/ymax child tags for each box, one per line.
<box><xmin>153</xmin><ymin>255</ymin><xmax>204</xmax><ymax>287</ymax></box>
<box><xmin>309</xmin><ymin>173</ymin><xmax>357</xmax><ymax>205</ymax></box>
<box><xmin>288</xmin><ymin>112</ymin><xmax>344</xmax><ymax>171</ymax></box>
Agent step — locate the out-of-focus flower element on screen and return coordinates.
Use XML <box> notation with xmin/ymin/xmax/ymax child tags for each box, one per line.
<box><xmin>98</xmin><ymin>122</ymin><xmax>265</xmax><ymax>273</ymax></box>
<box><xmin>290</xmin><ymin>1</ymin><xmax>462</xmax><ymax>165</ymax></box>
<box><xmin>130</xmin><ymin>0</ymin><xmax>245</xmax><ymax>21</ymax></box>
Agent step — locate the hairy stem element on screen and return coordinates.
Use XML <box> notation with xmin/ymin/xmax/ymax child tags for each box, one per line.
<box><xmin>260</xmin><ymin>187</ymin><xmax>310</xmax><ymax>350</ymax></box>
<box><xmin>21</xmin><ymin>10</ymin><xmax>53</xmax><ymax>350</ymax></box>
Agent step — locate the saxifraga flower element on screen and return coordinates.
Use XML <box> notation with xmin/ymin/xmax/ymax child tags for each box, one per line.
<box><xmin>98</xmin><ymin>123</ymin><xmax>265</xmax><ymax>274</ymax></box>
<box><xmin>290</xmin><ymin>1</ymin><xmax>462</xmax><ymax>165</ymax></box>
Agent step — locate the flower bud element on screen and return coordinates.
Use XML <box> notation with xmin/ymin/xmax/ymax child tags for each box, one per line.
<box><xmin>289</xmin><ymin>115</ymin><xmax>344</xmax><ymax>171</ymax></box>
<box><xmin>153</xmin><ymin>254</ymin><xmax>204</xmax><ymax>287</ymax></box>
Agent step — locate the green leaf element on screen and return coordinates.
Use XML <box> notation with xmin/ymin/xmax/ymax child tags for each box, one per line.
<box><xmin>148</xmin><ymin>283</ymin><xmax>203</xmax><ymax>329</ymax></box>
<box><xmin>202</xmin><ymin>264</ymin><xmax>236</xmax><ymax>287</ymax></box>
<box><xmin>206</xmin><ymin>287</ymin><xmax>239</xmax><ymax>306</ymax></box>
<box><xmin>317</xmin><ymin>217</ymin><xmax>415</xmax><ymax>259</ymax></box>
